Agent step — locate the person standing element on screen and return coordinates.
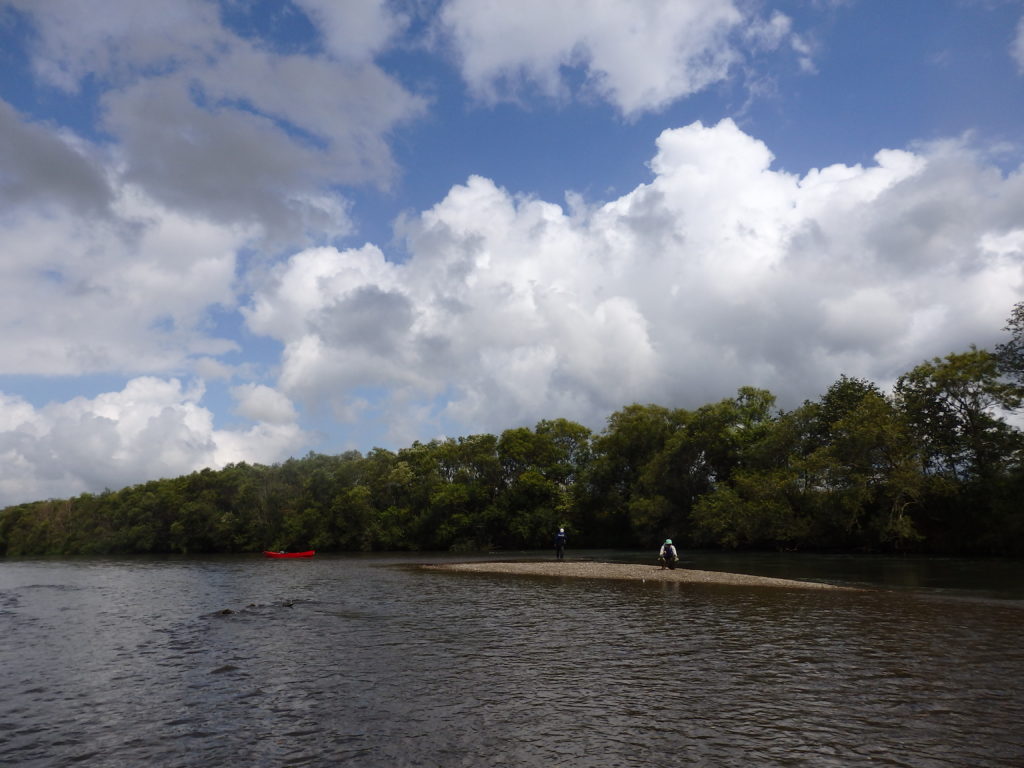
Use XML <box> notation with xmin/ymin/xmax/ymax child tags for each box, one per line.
<box><xmin>554</xmin><ymin>528</ymin><xmax>567</xmax><ymax>560</ymax></box>
<box><xmin>659</xmin><ymin>539</ymin><xmax>678</xmax><ymax>569</ymax></box>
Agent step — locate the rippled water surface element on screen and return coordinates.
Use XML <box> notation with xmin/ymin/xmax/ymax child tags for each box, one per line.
<box><xmin>1</xmin><ymin>552</ymin><xmax>1022</xmax><ymax>767</ymax></box>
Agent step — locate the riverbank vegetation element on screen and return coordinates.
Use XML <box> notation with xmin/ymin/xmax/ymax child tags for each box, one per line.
<box><xmin>3</xmin><ymin>305</ymin><xmax>1024</xmax><ymax>557</ymax></box>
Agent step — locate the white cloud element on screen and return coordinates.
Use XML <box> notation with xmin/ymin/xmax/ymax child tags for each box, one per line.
<box><xmin>438</xmin><ymin>0</ymin><xmax>809</xmax><ymax>115</ymax></box>
<box><xmin>0</xmin><ymin>0</ymin><xmax>425</xmax><ymax>376</ymax></box>
<box><xmin>4</xmin><ymin>0</ymin><xmax>224</xmax><ymax>91</ymax></box>
<box><xmin>745</xmin><ymin>11</ymin><xmax>792</xmax><ymax>51</ymax></box>
<box><xmin>0</xmin><ymin>164</ymin><xmax>246</xmax><ymax>375</ymax></box>
<box><xmin>0</xmin><ymin>378</ymin><xmax>310</xmax><ymax>507</ymax></box>
<box><xmin>295</xmin><ymin>0</ymin><xmax>406</xmax><ymax>61</ymax></box>
<box><xmin>1013</xmin><ymin>16</ymin><xmax>1024</xmax><ymax>73</ymax></box>
<box><xmin>245</xmin><ymin>120</ymin><xmax>1024</xmax><ymax>443</ymax></box>
<box><xmin>193</xmin><ymin>357</ymin><xmax>241</xmax><ymax>382</ymax></box>
<box><xmin>8</xmin><ymin>0</ymin><xmax>424</xmax><ymax>243</ymax></box>
<box><xmin>231</xmin><ymin>384</ymin><xmax>299</xmax><ymax>425</ymax></box>
<box><xmin>439</xmin><ymin>0</ymin><xmax>741</xmax><ymax>114</ymax></box>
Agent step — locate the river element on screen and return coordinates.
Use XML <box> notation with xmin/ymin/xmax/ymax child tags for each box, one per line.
<box><xmin>1</xmin><ymin>551</ymin><xmax>1022</xmax><ymax>767</ymax></box>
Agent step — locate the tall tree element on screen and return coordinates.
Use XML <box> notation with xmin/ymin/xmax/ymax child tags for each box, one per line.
<box><xmin>995</xmin><ymin>301</ymin><xmax>1024</xmax><ymax>387</ymax></box>
<box><xmin>895</xmin><ymin>347</ymin><xmax>1021</xmax><ymax>482</ymax></box>
<box><xmin>895</xmin><ymin>347</ymin><xmax>1023</xmax><ymax>551</ymax></box>
<box><xmin>583</xmin><ymin>404</ymin><xmax>684</xmax><ymax>545</ymax></box>
<box><xmin>810</xmin><ymin>390</ymin><xmax>924</xmax><ymax>548</ymax></box>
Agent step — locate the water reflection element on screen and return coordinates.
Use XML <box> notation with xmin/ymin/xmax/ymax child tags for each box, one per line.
<box><xmin>0</xmin><ymin>554</ymin><xmax>1022</xmax><ymax>767</ymax></box>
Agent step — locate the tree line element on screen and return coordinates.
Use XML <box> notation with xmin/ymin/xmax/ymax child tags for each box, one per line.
<box><xmin>3</xmin><ymin>304</ymin><xmax>1023</xmax><ymax>557</ymax></box>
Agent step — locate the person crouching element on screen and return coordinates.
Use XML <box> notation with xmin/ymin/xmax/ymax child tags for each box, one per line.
<box><xmin>659</xmin><ymin>539</ymin><xmax>678</xmax><ymax>569</ymax></box>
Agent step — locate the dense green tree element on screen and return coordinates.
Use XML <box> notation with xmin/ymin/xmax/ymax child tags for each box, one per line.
<box><xmin>895</xmin><ymin>347</ymin><xmax>1023</xmax><ymax>552</ymax></box>
<box><xmin>582</xmin><ymin>403</ymin><xmax>684</xmax><ymax>545</ymax></box>
<box><xmin>3</xmin><ymin>322</ymin><xmax>1024</xmax><ymax>556</ymax></box>
<box><xmin>692</xmin><ymin>467</ymin><xmax>809</xmax><ymax>550</ymax></box>
<box><xmin>689</xmin><ymin>390</ymin><xmax>809</xmax><ymax>550</ymax></box>
<box><xmin>805</xmin><ymin>390</ymin><xmax>924</xmax><ymax>548</ymax></box>
<box><xmin>692</xmin><ymin>381</ymin><xmax>929</xmax><ymax>552</ymax></box>
<box><xmin>534</xmin><ymin>418</ymin><xmax>593</xmax><ymax>485</ymax></box>
<box><xmin>895</xmin><ymin>347</ymin><xmax>1021</xmax><ymax>482</ymax></box>
<box><xmin>628</xmin><ymin>390</ymin><xmax>771</xmax><ymax>546</ymax></box>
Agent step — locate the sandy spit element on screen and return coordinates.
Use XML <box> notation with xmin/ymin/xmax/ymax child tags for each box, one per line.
<box><xmin>423</xmin><ymin>560</ymin><xmax>862</xmax><ymax>590</ymax></box>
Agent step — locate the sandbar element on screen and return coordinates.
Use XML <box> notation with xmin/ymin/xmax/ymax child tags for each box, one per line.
<box><xmin>424</xmin><ymin>560</ymin><xmax>861</xmax><ymax>590</ymax></box>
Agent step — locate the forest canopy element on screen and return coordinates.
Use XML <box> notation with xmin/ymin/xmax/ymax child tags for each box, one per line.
<box><xmin>3</xmin><ymin>304</ymin><xmax>1023</xmax><ymax>557</ymax></box>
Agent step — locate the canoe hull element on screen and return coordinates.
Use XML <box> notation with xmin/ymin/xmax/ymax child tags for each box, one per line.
<box><xmin>263</xmin><ymin>550</ymin><xmax>315</xmax><ymax>558</ymax></box>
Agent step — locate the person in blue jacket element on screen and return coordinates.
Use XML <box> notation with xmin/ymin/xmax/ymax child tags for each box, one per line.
<box><xmin>554</xmin><ymin>528</ymin><xmax>567</xmax><ymax>560</ymax></box>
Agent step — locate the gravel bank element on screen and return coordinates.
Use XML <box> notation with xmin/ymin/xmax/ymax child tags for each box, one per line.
<box><xmin>424</xmin><ymin>560</ymin><xmax>861</xmax><ymax>590</ymax></box>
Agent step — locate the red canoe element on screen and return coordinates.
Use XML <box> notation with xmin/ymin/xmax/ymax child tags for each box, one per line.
<box><xmin>263</xmin><ymin>550</ymin><xmax>315</xmax><ymax>558</ymax></box>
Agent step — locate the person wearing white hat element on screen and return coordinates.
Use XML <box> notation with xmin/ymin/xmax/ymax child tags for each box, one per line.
<box><xmin>554</xmin><ymin>527</ymin><xmax>567</xmax><ymax>560</ymax></box>
<box><xmin>658</xmin><ymin>539</ymin><xmax>678</xmax><ymax>569</ymax></box>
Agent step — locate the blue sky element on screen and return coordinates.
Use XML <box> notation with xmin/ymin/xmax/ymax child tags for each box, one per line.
<box><xmin>1</xmin><ymin>0</ymin><xmax>1023</xmax><ymax>507</ymax></box>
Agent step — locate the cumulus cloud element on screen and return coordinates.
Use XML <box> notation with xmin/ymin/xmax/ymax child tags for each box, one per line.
<box><xmin>7</xmin><ymin>0</ymin><xmax>424</xmax><ymax>244</ymax></box>
<box><xmin>0</xmin><ymin>134</ymin><xmax>247</xmax><ymax>375</ymax></box>
<box><xmin>437</xmin><ymin>0</ymin><xmax>808</xmax><ymax>115</ymax></box>
<box><xmin>0</xmin><ymin>378</ymin><xmax>309</xmax><ymax>506</ymax></box>
<box><xmin>245</xmin><ymin>120</ymin><xmax>1024</xmax><ymax>443</ymax></box>
<box><xmin>231</xmin><ymin>384</ymin><xmax>299</xmax><ymax>425</ymax></box>
<box><xmin>0</xmin><ymin>0</ymin><xmax>426</xmax><ymax>378</ymax></box>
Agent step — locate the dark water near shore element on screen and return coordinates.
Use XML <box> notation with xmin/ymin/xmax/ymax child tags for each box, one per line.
<box><xmin>1</xmin><ymin>551</ymin><xmax>1022</xmax><ymax>767</ymax></box>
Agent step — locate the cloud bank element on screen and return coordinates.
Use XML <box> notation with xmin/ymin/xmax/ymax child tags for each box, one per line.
<box><xmin>247</xmin><ymin>120</ymin><xmax>1024</xmax><ymax>443</ymax></box>
<box><xmin>0</xmin><ymin>378</ymin><xmax>309</xmax><ymax>505</ymax></box>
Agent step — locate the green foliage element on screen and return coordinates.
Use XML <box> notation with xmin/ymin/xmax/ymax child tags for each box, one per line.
<box><xmin>3</xmin><ymin>307</ymin><xmax>1024</xmax><ymax>556</ymax></box>
<box><xmin>692</xmin><ymin>468</ymin><xmax>810</xmax><ymax>550</ymax></box>
<box><xmin>891</xmin><ymin>345</ymin><xmax>1024</xmax><ymax>552</ymax></box>
<box><xmin>895</xmin><ymin>347</ymin><xmax>1021</xmax><ymax>482</ymax></box>
<box><xmin>996</xmin><ymin>300</ymin><xmax>1024</xmax><ymax>385</ymax></box>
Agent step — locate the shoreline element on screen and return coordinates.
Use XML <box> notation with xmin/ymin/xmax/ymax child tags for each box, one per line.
<box><xmin>423</xmin><ymin>560</ymin><xmax>863</xmax><ymax>590</ymax></box>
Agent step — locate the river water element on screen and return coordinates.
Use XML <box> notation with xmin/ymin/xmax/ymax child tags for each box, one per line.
<box><xmin>1</xmin><ymin>551</ymin><xmax>1022</xmax><ymax>767</ymax></box>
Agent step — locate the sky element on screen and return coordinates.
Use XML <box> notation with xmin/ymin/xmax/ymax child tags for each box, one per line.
<box><xmin>1</xmin><ymin>0</ymin><xmax>1023</xmax><ymax>507</ymax></box>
